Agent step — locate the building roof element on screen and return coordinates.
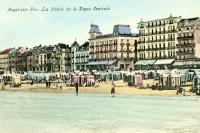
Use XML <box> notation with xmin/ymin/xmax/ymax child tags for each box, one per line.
<box><xmin>79</xmin><ymin>42</ymin><xmax>89</xmax><ymax>51</ymax></box>
<box><xmin>0</xmin><ymin>48</ymin><xmax>13</xmax><ymax>55</ymax></box>
<box><xmin>89</xmin><ymin>24</ymin><xmax>101</xmax><ymax>33</ymax></box>
<box><xmin>138</xmin><ymin>15</ymin><xmax>181</xmax><ymax>24</ymax></box>
<box><xmin>57</xmin><ymin>43</ymin><xmax>67</xmax><ymax>49</ymax></box>
<box><xmin>71</xmin><ymin>41</ymin><xmax>79</xmax><ymax>47</ymax></box>
<box><xmin>178</xmin><ymin>17</ymin><xmax>200</xmax><ymax>27</ymax></box>
<box><xmin>179</xmin><ymin>17</ymin><xmax>199</xmax><ymax>23</ymax></box>
<box><xmin>113</xmin><ymin>25</ymin><xmax>131</xmax><ymax>35</ymax></box>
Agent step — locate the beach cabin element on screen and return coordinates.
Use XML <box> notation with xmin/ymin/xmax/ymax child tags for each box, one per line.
<box><xmin>2</xmin><ymin>73</ymin><xmax>12</xmax><ymax>85</ymax></box>
<box><xmin>134</xmin><ymin>74</ymin><xmax>143</xmax><ymax>87</ymax></box>
<box><xmin>11</xmin><ymin>74</ymin><xmax>21</xmax><ymax>87</ymax></box>
<box><xmin>193</xmin><ymin>71</ymin><xmax>200</xmax><ymax>89</ymax></box>
<box><xmin>123</xmin><ymin>72</ymin><xmax>143</xmax><ymax>87</ymax></box>
<box><xmin>85</xmin><ymin>75</ymin><xmax>95</xmax><ymax>86</ymax></box>
<box><xmin>159</xmin><ymin>72</ymin><xmax>181</xmax><ymax>89</ymax></box>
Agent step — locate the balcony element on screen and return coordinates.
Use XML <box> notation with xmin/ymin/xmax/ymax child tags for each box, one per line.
<box><xmin>137</xmin><ymin>49</ymin><xmax>145</xmax><ymax>52</ymax></box>
<box><xmin>167</xmin><ymin>38</ymin><xmax>175</xmax><ymax>41</ymax></box>
<box><xmin>176</xmin><ymin>43</ymin><xmax>195</xmax><ymax>48</ymax></box>
<box><xmin>137</xmin><ymin>41</ymin><xmax>145</xmax><ymax>44</ymax></box>
<box><xmin>177</xmin><ymin>35</ymin><xmax>194</xmax><ymax>40</ymax></box>
<box><xmin>120</xmin><ymin>49</ymin><xmax>126</xmax><ymax>52</ymax></box>
<box><xmin>147</xmin><ymin>23</ymin><xmax>166</xmax><ymax>28</ymax></box>
<box><xmin>139</xmin><ymin>30</ymin><xmax>176</xmax><ymax>36</ymax></box>
<box><xmin>89</xmin><ymin>51</ymin><xmax>94</xmax><ymax>54</ymax></box>
<box><xmin>176</xmin><ymin>50</ymin><xmax>194</xmax><ymax>55</ymax></box>
<box><xmin>120</xmin><ymin>43</ymin><xmax>125</xmax><ymax>45</ymax></box>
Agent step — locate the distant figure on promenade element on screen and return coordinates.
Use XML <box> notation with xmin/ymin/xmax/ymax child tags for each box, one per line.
<box><xmin>75</xmin><ymin>82</ymin><xmax>79</xmax><ymax>96</ymax></box>
<box><xmin>30</xmin><ymin>80</ymin><xmax>34</xmax><ymax>85</ymax></box>
<box><xmin>111</xmin><ymin>82</ymin><xmax>115</xmax><ymax>97</ymax></box>
<box><xmin>46</xmin><ymin>81</ymin><xmax>48</xmax><ymax>88</ymax></box>
<box><xmin>176</xmin><ymin>87</ymin><xmax>182</xmax><ymax>95</ymax></box>
<box><xmin>48</xmin><ymin>81</ymin><xmax>51</xmax><ymax>88</ymax></box>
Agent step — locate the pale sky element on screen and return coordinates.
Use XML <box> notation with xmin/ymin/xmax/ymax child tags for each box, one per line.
<box><xmin>0</xmin><ymin>0</ymin><xmax>200</xmax><ymax>50</ymax></box>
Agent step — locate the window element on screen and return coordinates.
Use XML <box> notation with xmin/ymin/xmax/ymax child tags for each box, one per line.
<box><xmin>163</xmin><ymin>43</ymin><xmax>165</xmax><ymax>48</ymax></box>
<box><xmin>121</xmin><ymin>46</ymin><xmax>123</xmax><ymax>50</ymax></box>
<box><xmin>127</xmin><ymin>53</ymin><xmax>129</xmax><ymax>58</ymax></box>
<box><xmin>121</xmin><ymin>53</ymin><xmax>123</xmax><ymax>57</ymax></box>
<box><xmin>127</xmin><ymin>46</ymin><xmax>129</xmax><ymax>50</ymax></box>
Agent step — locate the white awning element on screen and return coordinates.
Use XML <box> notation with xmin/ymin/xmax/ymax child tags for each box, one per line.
<box><xmin>154</xmin><ymin>59</ymin><xmax>174</xmax><ymax>65</ymax></box>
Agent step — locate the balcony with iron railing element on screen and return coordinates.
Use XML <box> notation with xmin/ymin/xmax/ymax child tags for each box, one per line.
<box><xmin>167</xmin><ymin>38</ymin><xmax>175</xmax><ymax>41</ymax></box>
<box><xmin>177</xmin><ymin>35</ymin><xmax>194</xmax><ymax>40</ymax></box>
<box><xmin>147</xmin><ymin>23</ymin><xmax>166</xmax><ymax>28</ymax></box>
<box><xmin>137</xmin><ymin>49</ymin><xmax>145</xmax><ymax>52</ymax></box>
<box><xmin>176</xmin><ymin>43</ymin><xmax>195</xmax><ymax>48</ymax></box>
<box><xmin>137</xmin><ymin>41</ymin><xmax>145</xmax><ymax>44</ymax></box>
<box><xmin>176</xmin><ymin>50</ymin><xmax>194</xmax><ymax>55</ymax></box>
<box><xmin>139</xmin><ymin>30</ymin><xmax>176</xmax><ymax>36</ymax></box>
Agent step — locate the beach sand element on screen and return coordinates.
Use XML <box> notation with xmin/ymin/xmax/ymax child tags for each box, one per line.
<box><xmin>0</xmin><ymin>80</ymin><xmax>195</xmax><ymax>96</ymax></box>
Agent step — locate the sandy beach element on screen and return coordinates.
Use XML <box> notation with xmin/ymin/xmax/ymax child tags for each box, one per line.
<box><xmin>0</xmin><ymin>80</ymin><xmax>194</xmax><ymax>96</ymax></box>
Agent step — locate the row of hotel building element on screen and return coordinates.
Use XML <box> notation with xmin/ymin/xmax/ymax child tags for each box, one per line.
<box><xmin>1</xmin><ymin>15</ymin><xmax>200</xmax><ymax>73</ymax></box>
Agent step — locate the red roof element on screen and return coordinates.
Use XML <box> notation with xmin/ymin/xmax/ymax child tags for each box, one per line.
<box><xmin>0</xmin><ymin>48</ymin><xmax>12</xmax><ymax>55</ymax></box>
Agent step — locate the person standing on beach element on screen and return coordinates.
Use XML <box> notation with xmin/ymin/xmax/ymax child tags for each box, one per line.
<box><xmin>75</xmin><ymin>82</ymin><xmax>79</xmax><ymax>96</ymax></box>
<box><xmin>111</xmin><ymin>82</ymin><xmax>115</xmax><ymax>97</ymax></box>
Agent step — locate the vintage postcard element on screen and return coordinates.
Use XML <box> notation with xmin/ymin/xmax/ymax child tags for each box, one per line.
<box><xmin>0</xmin><ymin>0</ymin><xmax>200</xmax><ymax>133</ymax></box>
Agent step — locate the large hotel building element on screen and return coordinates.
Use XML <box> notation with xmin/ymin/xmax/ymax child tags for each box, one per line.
<box><xmin>176</xmin><ymin>17</ymin><xmax>200</xmax><ymax>59</ymax></box>
<box><xmin>136</xmin><ymin>15</ymin><xmax>182</xmax><ymax>69</ymax></box>
<box><xmin>88</xmin><ymin>24</ymin><xmax>138</xmax><ymax>71</ymax></box>
<box><xmin>137</xmin><ymin>15</ymin><xmax>181</xmax><ymax>60</ymax></box>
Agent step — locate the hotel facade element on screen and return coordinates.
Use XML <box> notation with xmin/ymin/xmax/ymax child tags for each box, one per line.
<box><xmin>88</xmin><ymin>24</ymin><xmax>138</xmax><ymax>71</ymax></box>
<box><xmin>137</xmin><ymin>15</ymin><xmax>181</xmax><ymax>60</ymax></box>
<box><xmin>135</xmin><ymin>15</ymin><xmax>182</xmax><ymax>69</ymax></box>
<box><xmin>173</xmin><ymin>17</ymin><xmax>200</xmax><ymax>68</ymax></box>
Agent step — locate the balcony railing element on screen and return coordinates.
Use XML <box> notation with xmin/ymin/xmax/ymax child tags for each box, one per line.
<box><xmin>167</xmin><ymin>38</ymin><xmax>175</xmax><ymax>41</ymax></box>
<box><xmin>176</xmin><ymin>43</ymin><xmax>195</xmax><ymax>48</ymax></box>
<box><xmin>176</xmin><ymin>50</ymin><xmax>194</xmax><ymax>55</ymax></box>
<box><xmin>137</xmin><ymin>41</ymin><xmax>145</xmax><ymax>44</ymax></box>
<box><xmin>177</xmin><ymin>35</ymin><xmax>194</xmax><ymax>40</ymax></box>
<box><xmin>139</xmin><ymin>30</ymin><xmax>175</xmax><ymax>36</ymax></box>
